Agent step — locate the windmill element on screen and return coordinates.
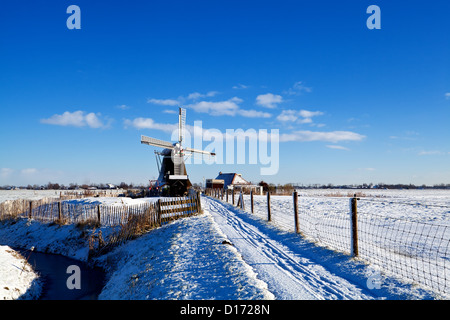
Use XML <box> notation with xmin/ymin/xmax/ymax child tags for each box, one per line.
<box><xmin>141</xmin><ymin>107</ymin><xmax>215</xmax><ymax>196</ymax></box>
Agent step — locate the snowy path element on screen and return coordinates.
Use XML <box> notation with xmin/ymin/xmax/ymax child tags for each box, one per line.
<box><xmin>205</xmin><ymin>197</ymin><xmax>378</xmax><ymax>300</ymax></box>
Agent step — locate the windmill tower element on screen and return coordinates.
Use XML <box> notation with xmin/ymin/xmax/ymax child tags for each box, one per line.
<box><xmin>141</xmin><ymin>107</ymin><xmax>215</xmax><ymax>196</ymax></box>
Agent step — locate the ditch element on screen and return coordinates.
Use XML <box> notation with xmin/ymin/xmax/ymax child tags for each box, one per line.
<box><xmin>17</xmin><ymin>248</ymin><xmax>106</xmax><ymax>300</ymax></box>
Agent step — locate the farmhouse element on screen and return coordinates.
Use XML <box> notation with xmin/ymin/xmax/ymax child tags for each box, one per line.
<box><xmin>215</xmin><ymin>172</ymin><xmax>250</xmax><ymax>189</ymax></box>
<box><xmin>205</xmin><ymin>172</ymin><xmax>261</xmax><ymax>193</ymax></box>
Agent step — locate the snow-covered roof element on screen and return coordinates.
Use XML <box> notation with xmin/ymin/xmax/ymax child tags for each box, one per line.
<box><xmin>215</xmin><ymin>172</ymin><xmax>250</xmax><ymax>187</ymax></box>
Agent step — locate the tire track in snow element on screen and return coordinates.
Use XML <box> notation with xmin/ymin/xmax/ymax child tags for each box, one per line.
<box><xmin>205</xmin><ymin>197</ymin><xmax>375</xmax><ymax>300</ymax></box>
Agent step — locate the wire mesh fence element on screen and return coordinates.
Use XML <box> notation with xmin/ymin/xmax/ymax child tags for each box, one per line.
<box><xmin>207</xmin><ymin>188</ymin><xmax>450</xmax><ymax>298</ymax></box>
<box><xmin>357</xmin><ymin>199</ymin><xmax>450</xmax><ymax>297</ymax></box>
<box><xmin>298</xmin><ymin>197</ymin><xmax>351</xmax><ymax>255</ymax></box>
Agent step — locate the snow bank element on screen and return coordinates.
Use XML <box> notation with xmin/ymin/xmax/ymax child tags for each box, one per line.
<box><xmin>0</xmin><ymin>219</ymin><xmax>91</xmax><ymax>261</ymax></box>
<box><xmin>0</xmin><ymin>245</ymin><xmax>42</xmax><ymax>300</ymax></box>
<box><xmin>96</xmin><ymin>211</ymin><xmax>274</xmax><ymax>300</ymax></box>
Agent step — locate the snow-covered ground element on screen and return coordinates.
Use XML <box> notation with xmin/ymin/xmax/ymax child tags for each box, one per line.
<box><xmin>203</xmin><ymin>197</ymin><xmax>440</xmax><ymax>299</ymax></box>
<box><xmin>0</xmin><ymin>189</ymin><xmax>448</xmax><ymax>300</ymax></box>
<box><xmin>0</xmin><ymin>245</ymin><xmax>41</xmax><ymax>300</ymax></box>
<box><xmin>238</xmin><ymin>190</ymin><xmax>450</xmax><ymax>298</ymax></box>
<box><xmin>96</xmin><ymin>209</ymin><xmax>274</xmax><ymax>300</ymax></box>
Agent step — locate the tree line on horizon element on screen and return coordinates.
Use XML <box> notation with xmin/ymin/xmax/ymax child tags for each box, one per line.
<box><xmin>1</xmin><ymin>181</ymin><xmax>450</xmax><ymax>191</ymax></box>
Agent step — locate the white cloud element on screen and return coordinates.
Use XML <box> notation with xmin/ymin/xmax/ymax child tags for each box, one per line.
<box><xmin>277</xmin><ymin>109</ymin><xmax>324</xmax><ymax>124</ymax></box>
<box><xmin>232</xmin><ymin>84</ymin><xmax>249</xmax><ymax>89</ymax></box>
<box><xmin>187</xmin><ymin>91</ymin><xmax>219</xmax><ymax>100</ymax></box>
<box><xmin>147</xmin><ymin>98</ymin><xmax>180</xmax><ymax>106</ymax></box>
<box><xmin>284</xmin><ymin>81</ymin><xmax>312</xmax><ymax>95</ymax></box>
<box><xmin>185</xmin><ymin>97</ymin><xmax>272</xmax><ymax>118</ymax></box>
<box><xmin>276</xmin><ymin>110</ymin><xmax>298</xmax><ymax>122</ymax></box>
<box><xmin>148</xmin><ymin>91</ymin><xmax>219</xmax><ymax>107</ymax></box>
<box><xmin>21</xmin><ymin>168</ymin><xmax>38</xmax><ymax>175</ymax></box>
<box><xmin>256</xmin><ymin>93</ymin><xmax>283</xmax><ymax>109</ymax></box>
<box><xmin>124</xmin><ymin>118</ymin><xmax>178</xmax><ymax>132</ymax></box>
<box><xmin>40</xmin><ymin>111</ymin><xmax>109</xmax><ymax>128</ymax></box>
<box><xmin>116</xmin><ymin>104</ymin><xmax>130</xmax><ymax>110</ymax></box>
<box><xmin>186</xmin><ymin>97</ymin><xmax>242</xmax><ymax>116</ymax></box>
<box><xmin>1</xmin><ymin>168</ymin><xmax>14</xmax><ymax>178</ymax></box>
<box><xmin>85</xmin><ymin>112</ymin><xmax>104</xmax><ymax>128</ymax></box>
<box><xmin>124</xmin><ymin>116</ymin><xmax>364</xmax><ymax>151</ymax></box>
<box><xmin>299</xmin><ymin>110</ymin><xmax>323</xmax><ymax>118</ymax></box>
<box><xmin>237</xmin><ymin>109</ymin><xmax>272</xmax><ymax>118</ymax></box>
<box><xmin>280</xmin><ymin>130</ymin><xmax>365</xmax><ymax>143</ymax></box>
<box><xmin>445</xmin><ymin>93</ymin><xmax>450</xmax><ymax>100</ymax></box>
<box><xmin>326</xmin><ymin>145</ymin><xmax>350</xmax><ymax>151</ymax></box>
<box><xmin>418</xmin><ymin>150</ymin><xmax>448</xmax><ymax>156</ymax></box>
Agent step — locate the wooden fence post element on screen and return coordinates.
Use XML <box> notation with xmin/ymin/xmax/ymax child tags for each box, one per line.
<box><xmin>293</xmin><ymin>191</ymin><xmax>299</xmax><ymax>234</ymax></box>
<box><xmin>58</xmin><ymin>201</ymin><xmax>62</xmax><ymax>221</ymax></box>
<box><xmin>197</xmin><ymin>191</ymin><xmax>202</xmax><ymax>214</ymax></box>
<box><xmin>267</xmin><ymin>191</ymin><xmax>271</xmax><ymax>222</ymax></box>
<box><xmin>226</xmin><ymin>189</ymin><xmax>229</xmax><ymax>202</ymax></box>
<box><xmin>350</xmin><ymin>195</ymin><xmax>359</xmax><ymax>257</ymax></box>
<box><xmin>97</xmin><ymin>205</ymin><xmax>101</xmax><ymax>225</ymax></box>
<box><xmin>29</xmin><ymin>201</ymin><xmax>32</xmax><ymax>219</ymax></box>
<box><xmin>237</xmin><ymin>191</ymin><xmax>244</xmax><ymax>210</ymax></box>
<box><xmin>157</xmin><ymin>199</ymin><xmax>162</xmax><ymax>226</ymax></box>
<box><xmin>250</xmin><ymin>189</ymin><xmax>254</xmax><ymax>214</ymax></box>
<box><xmin>232</xmin><ymin>189</ymin><xmax>235</xmax><ymax>205</ymax></box>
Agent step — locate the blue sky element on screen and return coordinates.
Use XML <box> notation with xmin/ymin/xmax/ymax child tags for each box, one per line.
<box><xmin>1</xmin><ymin>0</ymin><xmax>449</xmax><ymax>186</ymax></box>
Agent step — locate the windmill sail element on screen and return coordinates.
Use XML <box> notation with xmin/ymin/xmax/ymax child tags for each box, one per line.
<box><xmin>184</xmin><ymin>147</ymin><xmax>216</xmax><ymax>156</ymax></box>
<box><xmin>179</xmin><ymin>107</ymin><xmax>186</xmax><ymax>143</ymax></box>
<box><xmin>141</xmin><ymin>136</ymin><xmax>174</xmax><ymax>149</ymax></box>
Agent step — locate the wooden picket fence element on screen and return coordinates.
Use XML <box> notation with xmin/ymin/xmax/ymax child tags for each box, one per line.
<box><xmin>0</xmin><ymin>192</ymin><xmax>202</xmax><ymax>256</ymax></box>
<box><xmin>0</xmin><ymin>192</ymin><xmax>201</xmax><ymax>226</ymax></box>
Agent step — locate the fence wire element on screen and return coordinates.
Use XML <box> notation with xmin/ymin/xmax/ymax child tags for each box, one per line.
<box><xmin>209</xmin><ymin>189</ymin><xmax>450</xmax><ymax>298</ymax></box>
<box><xmin>357</xmin><ymin>199</ymin><xmax>450</xmax><ymax>298</ymax></box>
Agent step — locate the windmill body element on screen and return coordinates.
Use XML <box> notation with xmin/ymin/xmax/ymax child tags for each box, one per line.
<box><xmin>141</xmin><ymin>108</ymin><xmax>215</xmax><ymax>196</ymax></box>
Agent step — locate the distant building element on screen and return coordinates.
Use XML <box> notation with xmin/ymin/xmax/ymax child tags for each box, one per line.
<box><xmin>205</xmin><ymin>179</ymin><xmax>225</xmax><ymax>189</ymax></box>
<box><xmin>215</xmin><ymin>172</ymin><xmax>250</xmax><ymax>189</ymax></box>
<box><xmin>205</xmin><ymin>172</ymin><xmax>263</xmax><ymax>194</ymax></box>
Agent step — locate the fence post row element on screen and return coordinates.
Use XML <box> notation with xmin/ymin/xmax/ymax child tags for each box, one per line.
<box><xmin>209</xmin><ymin>189</ymin><xmax>358</xmax><ymax>257</ymax></box>
<box><xmin>350</xmin><ymin>195</ymin><xmax>359</xmax><ymax>257</ymax></box>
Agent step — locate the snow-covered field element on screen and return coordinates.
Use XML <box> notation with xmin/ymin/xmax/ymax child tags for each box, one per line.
<box><xmin>0</xmin><ymin>189</ymin><xmax>449</xmax><ymax>300</ymax></box>
<box><xmin>0</xmin><ymin>190</ymin><xmax>66</xmax><ymax>203</ymax></box>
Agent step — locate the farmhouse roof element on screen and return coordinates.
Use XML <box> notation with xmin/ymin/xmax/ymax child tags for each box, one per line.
<box><xmin>215</xmin><ymin>172</ymin><xmax>250</xmax><ymax>187</ymax></box>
